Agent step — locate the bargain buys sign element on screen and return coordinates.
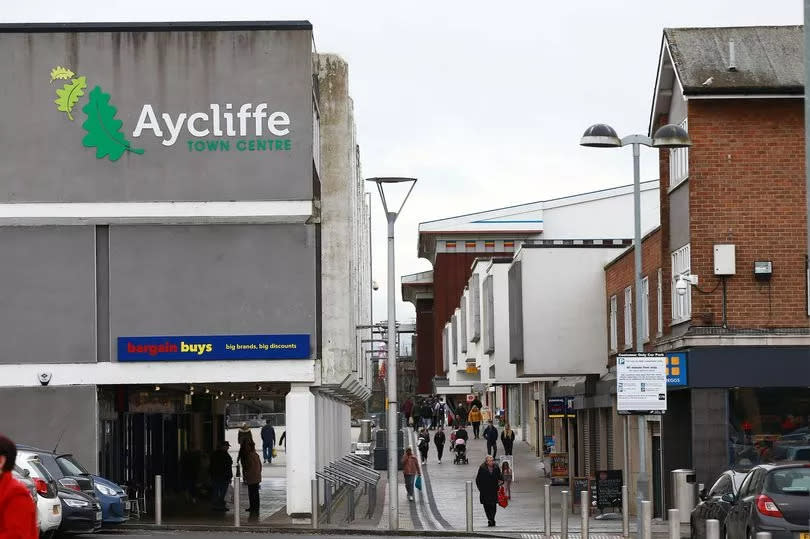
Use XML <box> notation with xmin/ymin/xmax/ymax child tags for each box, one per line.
<box><xmin>118</xmin><ymin>334</ymin><xmax>310</xmax><ymax>362</ymax></box>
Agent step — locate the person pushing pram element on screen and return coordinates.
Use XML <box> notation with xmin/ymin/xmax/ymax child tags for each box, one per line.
<box><xmin>452</xmin><ymin>424</ymin><xmax>470</xmax><ymax>464</ymax></box>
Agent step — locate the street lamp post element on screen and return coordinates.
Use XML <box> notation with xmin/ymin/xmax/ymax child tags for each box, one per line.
<box><xmin>580</xmin><ymin>123</ymin><xmax>690</xmax><ymax>512</ymax></box>
<box><xmin>366</xmin><ymin>176</ymin><xmax>417</xmax><ymax>531</ymax></box>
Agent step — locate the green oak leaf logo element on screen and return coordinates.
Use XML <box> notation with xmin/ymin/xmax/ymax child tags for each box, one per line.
<box><xmin>50</xmin><ymin>66</ymin><xmax>143</xmax><ymax>162</ymax></box>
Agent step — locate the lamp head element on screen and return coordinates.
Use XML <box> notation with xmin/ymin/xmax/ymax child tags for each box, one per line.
<box><xmin>652</xmin><ymin>124</ymin><xmax>692</xmax><ymax>148</ymax></box>
<box><xmin>580</xmin><ymin>123</ymin><xmax>622</xmax><ymax>148</ymax></box>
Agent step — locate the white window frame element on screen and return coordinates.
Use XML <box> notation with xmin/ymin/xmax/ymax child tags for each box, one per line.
<box><xmin>669</xmin><ymin>118</ymin><xmax>689</xmax><ymax>190</ymax></box>
<box><xmin>641</xmin><ymin>277</ymin><xmax>650</xmax><ymax>343</ymax></box>
<box><xmin>609</xmin><ymin>295</ymin><xmax>618</xmax><ymax>353</ymax></box>
<box><xmin>623</xmin><ymin>286</ymin><xmax>633</xmax><ymax>350</ymax></box>
<box><xmin>656</xmin><ymin>268</ymin><xmax>663</xmax><ymax>337</ymax></box>
<box><xmin>671</xmin><ymin>244</ymin><xmax>692</xmax><ymax>324</ymax></box>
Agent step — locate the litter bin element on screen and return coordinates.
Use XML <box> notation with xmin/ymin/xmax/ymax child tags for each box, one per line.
<box><xmin>671</xmin><ymin>469</ymin><xmax>697</xmax><ymax>523</ymax></box>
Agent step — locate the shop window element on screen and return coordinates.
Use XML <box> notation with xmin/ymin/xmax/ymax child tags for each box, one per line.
<box><xmin>623</xmin><ymin>286</ymin><xmax>633</xmax><ymax>349</ymax></box>
<box><xmin>728</xmin><ymin>388</ymin><xmax>810</xmax><ymax>468</ymax></box>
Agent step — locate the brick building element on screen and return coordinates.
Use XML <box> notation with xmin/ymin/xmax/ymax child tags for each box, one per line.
<box><xmin>593</xmin><ymin>25</ymin><xmax>809</xmax><ymax>514</ymax></box>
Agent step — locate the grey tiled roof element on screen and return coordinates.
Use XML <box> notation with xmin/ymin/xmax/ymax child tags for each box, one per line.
<box><xmin>665</xmin><ymin>25</ymin><xmax>803</xmax><ymax>94</ymax></box>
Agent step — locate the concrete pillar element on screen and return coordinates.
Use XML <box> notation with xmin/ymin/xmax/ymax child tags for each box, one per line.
<box><xmin>286</xmin><ymin>384</ymin><xmax>316</xmax><ymax>516</ymax></box>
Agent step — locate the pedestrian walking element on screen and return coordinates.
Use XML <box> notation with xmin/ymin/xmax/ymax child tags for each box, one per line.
<box><xmin>237</xmin><ymin>422</ymin><xmax>253</xmax><ymax>446</ymax></box>
<box><xmin>483</xmin><ymin>421</ymin><xmax>499</xmax><ymax>457</ymax></box>
<box><xmin>469</xmin><ymin>405</ymin><xmax>483</xmax><ymax>438</ymax></box>
<box><xmin>421</xmin><ymin>401</ymin><xmax>433</xmax><ymax>429</ymax></box>
<box><xmin>0</xmin><ymin>434</ymin><xmax>38</xmax><ymax>538</ymax></box>
<box><xmin>475</xmin><ymin>455</ymin><xmax>504</xmax><ymax>527</ymax></box>
<box><xmin>418</xmin><ymin>429</ymin><xmax>430</xmax><ymax>464</ymax></box>
<box><xmin>209</xmin><ymin>441</ymin><xmax>233</xmax><ymax>511</ymax></box>
<box><xmin>242</xmin><ymin>440</ymin><xmax>262</xmax><ymax>514</ymax></box>
<box><xmin>501</xmin><ymin>461</ymin><xmax>513</xmax><ymax>499</ymax></box>
<box><xmin>402</xmin><ymin>397</ymin><xmax>414</xmax><ymax>426</ymax></box>
<box><xmin>434</xmin><ymin>399</ymin><xmax>445</xmax><ymax>428</ymax></box>
<box><xmin>260</xmin><ymin>420</ymin><xmax>276</xmax><ymax>464</ymax></box>
<box><xmin>401</xmin><ymin>447</ymin><xmax>420</xmax><ymax>502</ymax></box>
<box><xmin>434</xmin><ymin>427</ymin><xmax>446</xmax><ymax>463</ymax></box>
<box><xmin>455</xmin><ymin>402</ymin><xmax>468</xmax><ymax>427</ymax></box>
<box><xmin>501</xmin><ymin>424</ymin><xmax>516</xmax><ymax>456</ymax></box>
<box><xmin>278</xmin><ymin>430</ymin><xmax>286</xmax><ymax>449</ymax></box>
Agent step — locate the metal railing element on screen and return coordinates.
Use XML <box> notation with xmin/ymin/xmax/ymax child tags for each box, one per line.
<box><xmin>314</xmin><ymin>454</ymin><xmax>380</xmax><ymax>525</ymax></box>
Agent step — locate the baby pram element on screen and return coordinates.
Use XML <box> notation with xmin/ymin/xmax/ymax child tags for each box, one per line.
<box><xmin>453</xmin><ymin>437</ymin><xmax>468</xmax><ymax>464</ymax></box>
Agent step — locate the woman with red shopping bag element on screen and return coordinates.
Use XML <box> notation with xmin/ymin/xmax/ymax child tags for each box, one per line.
<box><xmin>475</xmin><ymin>455</ymin><xmax>504</xmax><ymax>527</ymax></box>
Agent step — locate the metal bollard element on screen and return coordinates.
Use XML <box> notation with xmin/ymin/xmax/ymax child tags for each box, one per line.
<box><xmin>640</xmin><ymin>500</ymin><xmax>652</xmax><ymax>539</ymax></box>
<box><xmin>755</xmin><ymin>533</ymin><xmax>772</xmax><ymax>539</ymax></box>
<box><xmin>154</xmin><ymin>475</ymin><xmax>162</xmax><ymax>526</ymax></box>
<box><xmin>668</xmin><ymin>509</ymin><xmax>680</xmax><ymax>539</ymax></box>
<box><xmin>705</xmin><ymin>519</ymin><xmax>719</xmax><ymax>539</ymax></box>
<box><xmin>311</xmin><ymin>478</ymin><xmax>319</xmax><ymax>529</ymax></box>
<box><xmin>581</xmin><ymin>491</ymin><xmax>589</xmax><ymax>538</ymax></box>
<box><xmin>622</xmin><ymin>485</ymin><xmax>629</xmax><ymax>538</ymax></box>
<box><xmin>233</xmin><ymin>475</ymin><xmax>240</xmax><ymax>527</ymax></box>
<box><xmin>466</xmin><ymin>481</ymin><xmax>473</xmax><ymax>532</ymax></box>
<box><xmin>544</xmin><ymin>483</ymin><xmax>551</xmax><ymax>539</ymax></box>
<box><xmin>561</xmin><ymin>490</ymin><xmax>569</xmax><ymax>539</ymax></box>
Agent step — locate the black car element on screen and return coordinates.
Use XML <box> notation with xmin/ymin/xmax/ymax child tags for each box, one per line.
<box><xmin>690</xmin><ymin>469</ymin><xmax>748</xmax><ymax>539</ymax></box>
<box><xmin>58</xmin><ymin>487</ymin><xmax>102</xmax><ymax>534</ymax></box>
<box><xmin>17</xmin><ymin>445</ymin><xmax>95</xmax><ymax>498</ymax></box>
<box><xmin>724</xmin><ymin>462</ymin><xmax>810</xmax><ymax>539</ymax></box>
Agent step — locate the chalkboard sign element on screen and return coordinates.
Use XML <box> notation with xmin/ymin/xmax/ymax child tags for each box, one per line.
<box><xmin>572</xmin><ymin>477</ymin><xmax>590</xmax><ymax>507</ymax></box>
<box><xmin>595</xmin><ymin>469</ymin><xmax>623</xmax><ymax>510</ymax></box>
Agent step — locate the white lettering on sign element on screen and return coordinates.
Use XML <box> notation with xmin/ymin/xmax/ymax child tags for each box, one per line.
<box><xmin>132</xmin><ymin>103</ymin><xmax>291</xmax><ymax>146</ymax></box>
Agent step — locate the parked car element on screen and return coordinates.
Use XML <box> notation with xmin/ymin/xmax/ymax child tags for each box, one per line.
<box><xmin>770</xmin><ymin>444</ymin><xmax>810</xmax><ymax>461</ymax></box>
<box><xmin>724</xmin><ymin>462</ymin><xmax>810</xmax><ymax>539</ymax></box>
<box><xmin>21</xmin><ymin>446</ymin><xmax>130</xmax><ymax>526</ymax></box>
<box><xmin>12</xmin><ymin>464</ymin><xmax>38</xmax><ymax>506</ymax></box>
<box><xmin>14</xmin><ymin>454</ymin><xmax>62</xmax><ymax>539</ymax></box>
<box><xmin>57</xmin><ymin>486</ymin><xmax>102</xmax><ymax>535</ymax></box>
<box><xmin>690</xmin><ymin>469</ymin><xmax>748</xmax><ymax>539</ymax></box>
<box><xmin>17</xmin><ymin>446</ymin><xmax>96</xmax><ymax>498</ymax></box>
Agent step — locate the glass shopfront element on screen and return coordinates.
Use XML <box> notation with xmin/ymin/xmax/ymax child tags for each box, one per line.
<box><xmin>728</xmin><ymin>388</ymin><xmax>810</xmax><ymax>467</ymax></box>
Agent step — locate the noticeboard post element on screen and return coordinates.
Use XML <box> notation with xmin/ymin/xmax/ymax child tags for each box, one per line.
<box><xmin>616</xmin><ymin>353</ymin><xmax>668</xmax><ymax>415</ymax></box>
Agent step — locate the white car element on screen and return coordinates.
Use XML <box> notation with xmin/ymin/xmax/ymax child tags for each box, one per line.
<box><xmin>15</xmin><ymin>453</ymin><xmax>62</xmax><ymax>538</ymax></box>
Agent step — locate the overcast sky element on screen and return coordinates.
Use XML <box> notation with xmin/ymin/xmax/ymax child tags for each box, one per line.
<box><xmin>2</xmin><ymin>1</ymin><xmax>802</xmax><ymax>323</ymax></box>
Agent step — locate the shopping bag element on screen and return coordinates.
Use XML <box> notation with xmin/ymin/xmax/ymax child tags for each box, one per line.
<box><xmin>415</xmin><ymin>476</ymin><xmax>422</xmax><ymax>490</ymax></box>
<box><xmin>498</xmin><ymin>486</ymin><xmax>508</xmax><ymax>508</ymax></box>
<box><xmin>272</xmin><ymin>448</ymin><xmax>277</xmax><ymax>458</ymax></box>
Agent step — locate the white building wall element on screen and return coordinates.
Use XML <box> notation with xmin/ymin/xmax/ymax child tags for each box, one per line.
<box><xmin>541</xmin><ymin>183</ymin><xmax>659</xmax><ymax>240</ymax></box>
<box><xmin>513</xmin><ymin>247</ymin><xmax>625</xmax><ymax>377</ymax></box>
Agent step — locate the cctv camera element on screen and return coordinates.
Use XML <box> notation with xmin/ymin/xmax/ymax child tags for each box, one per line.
<box><xmin>675</xmin><ymin>277</ymin><xmax>688</xmax><ymax>296</ymax></box>
<box><xmin>372</xmin><ymin>280</ymin><xmax>380</xmax><ymax>291</ymax></box>
<box><xmin>38</xmin><ymin>372</ymin><xmax>52</xmax><ymax>386</ymax></box>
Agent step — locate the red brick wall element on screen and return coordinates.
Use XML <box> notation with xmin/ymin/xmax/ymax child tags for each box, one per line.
<box><xmin>686</xmin><ymin>99</ymin><xmax>807</xmax><ymax>328</ymax></box>
<box><xmin>415</xmin><ymin>298</ymin><xmax>434</xmax><ymax>394</ymax></box>
<box><xmin>604</xmin><ymin>228</ymin><xmax>663</xmax><ymax>366</ymax></box>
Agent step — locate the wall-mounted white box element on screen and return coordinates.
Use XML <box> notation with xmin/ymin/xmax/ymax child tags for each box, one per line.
<box><xmin>714</xmin><ymin>244</ymin><xmax>736</xmax><ymax>275</ymax></box>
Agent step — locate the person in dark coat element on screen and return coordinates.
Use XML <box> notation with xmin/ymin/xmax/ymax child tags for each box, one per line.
<box><xmin>242</xmin><ymin>440</ymin><xmax>262</xmax><ymax>514</ymax></box>
<box><xmin>260</xmin><ymin>420</ymin><xmax>276</xmax><ymax>464</ymax></box>
<box><xmin>434</xmin><ymin>427</ymin><xmax>446</xmax><ymax>464</ymax></box>
<box><xmin>483</xmin><ymin>421</ymin><xmax>499</xmax><ymax>457</ymax></box>
<box><xmin>500</xmin><ymin>424</ymin><xmax>516</xmax><ymax>456</ymax></box>
<box><xmin>455</xmin><ymin>402</ymin><xmax>468</xmax><ymax>427</ymax></box>
<box><xmin>475</xmin><ymin>455</ymin><xmax>504</xmax><ymax>527</ymax></box>
<box><xmin>401</xmin><ymin>398</ymin><xmax>414</xmax><ymax>425</ymax></box>
<box><xmin>209</xmin><ymin>441</ymin><xmax>233</xmax><ymax>511</ymax></box>
<box><xmin>418</xmin><ymin>428</ymin><xmax>430</xmax><ymax>464</ymax></box>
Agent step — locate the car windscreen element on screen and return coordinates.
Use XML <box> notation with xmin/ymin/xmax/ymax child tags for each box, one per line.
<box><xmin>766</xmin><ymin>468</ymin><xmax>810</xmax><ymax>495</ymax></box>
<box><xmin>25</xmin><ymin>458</ymin><xmax>54</xmax><ymax>481</ymax></box>
<box><xmin>56</xmin><ymin>455</ymin><xmax>89</xmax><ymax>476</ymax></box>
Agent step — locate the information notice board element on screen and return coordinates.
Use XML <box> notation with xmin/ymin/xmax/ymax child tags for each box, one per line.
<box><xmin>616</xmin><ymin>353</ymin><xmax>667</xmax><ymax>414</ymax></box>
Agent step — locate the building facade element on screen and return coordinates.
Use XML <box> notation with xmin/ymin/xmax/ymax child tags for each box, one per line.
<box><xmin>0</xmin><ymin>21</ymin><xmax>371</xmax><ymax>517</ymax></box>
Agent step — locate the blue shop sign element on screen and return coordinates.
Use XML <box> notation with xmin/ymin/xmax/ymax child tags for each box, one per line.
<box><xmin>666</xmin><ymin>352</ymin><xmax>687</xmax><ymax>386</ymax></box>
<box><xmin>118</xmin><ymin>334</ymin><xmax>310</xmax><ymax>362</ymax></box>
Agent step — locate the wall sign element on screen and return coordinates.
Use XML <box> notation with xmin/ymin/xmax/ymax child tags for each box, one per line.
<box><xmin>666</xmin><ymin>352</ymin><xmax>688</xmax><ymax>386</ymax></box>
<box><xmin>547</xmin><ymin>396</ymin><xmax>575</xmax><ymax>418</ymax></box>
<box><xmin>617</xmin><ymin>353</ymin><xmax>667</xmax><ymax>415</ymax></box>
<box><xmin>118</xmin><ymin>334</ymin><xmax>310</xmax><ymax>361</ymax></box>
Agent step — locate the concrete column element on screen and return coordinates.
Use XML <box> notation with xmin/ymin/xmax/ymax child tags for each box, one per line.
<box><xmin>286</xmin><ymin>384</ymin><xmax>316</xmax><ymax>516</ymax></box>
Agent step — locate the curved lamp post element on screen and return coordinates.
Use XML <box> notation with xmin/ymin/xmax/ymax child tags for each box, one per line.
<box><xmin>580</xmin><ymin>123</ymin><xmax>690</xmax><ymax>519</ymax></box>
<box><xmin>366</xmin><ymin>176</ymin><xmax>416</xmax><ymax>531</ymax></box>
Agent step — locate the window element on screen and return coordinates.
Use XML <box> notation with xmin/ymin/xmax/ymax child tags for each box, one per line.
<box><xmin>609</xmin><ymin>295</ymin><xmax>618</xmax><ymax>352</ymax></box>
<box><xmin>709</xmin><ymin>475</ymin><xmax>733</xmax><ymax>497</ymax></box>
<box><xmin>669</xmin><ymin>118</ymin><xmax>689</xmax><ymax>189</ymax></box>
<box><xmin>623</xmin><ymin>286</ymin><xmax>633</xmax><ymax>349</ymax></box>
<box><xmin>657</xmin><ymin>268</ymin><xmax>663</xmax><ymax>337</ymax></box>
<box><xmin>451</xmin><ymin>314</ymin><xmax>458</xmax><ymax>365</ymax></box>
<box><xmin>671</xmin><ymin>244</ymin><xmax>692</xmax><ymax>324</ymax></box>
<box><xmin>460</xmin><ymin>299</ymin><xmax>467</xmax><ymax>353</ymax></box>
<box><xmin>641</xmin><ymin>277</ymin><xmax>650</xmax><ymax>342</ymax></box>
<box><xmin>470</xmin><ymin>274</ymin><xmax>481</xmax><ymax>342</ymax></box>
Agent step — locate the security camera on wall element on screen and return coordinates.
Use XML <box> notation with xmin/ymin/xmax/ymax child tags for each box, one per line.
<box><xmin>372</xmin><ymin>280</ymin><xmax>380</xmax><ymax>291</ymax></box>
<box><xmin>675</xmin><ymin>277</ymin><xmax>688</xmax><ymax>296</ymax></box>
<box><xmin>38</xmin><ymin>372</ymin><xmax>52</xmax><ymax>386</ymax></box>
